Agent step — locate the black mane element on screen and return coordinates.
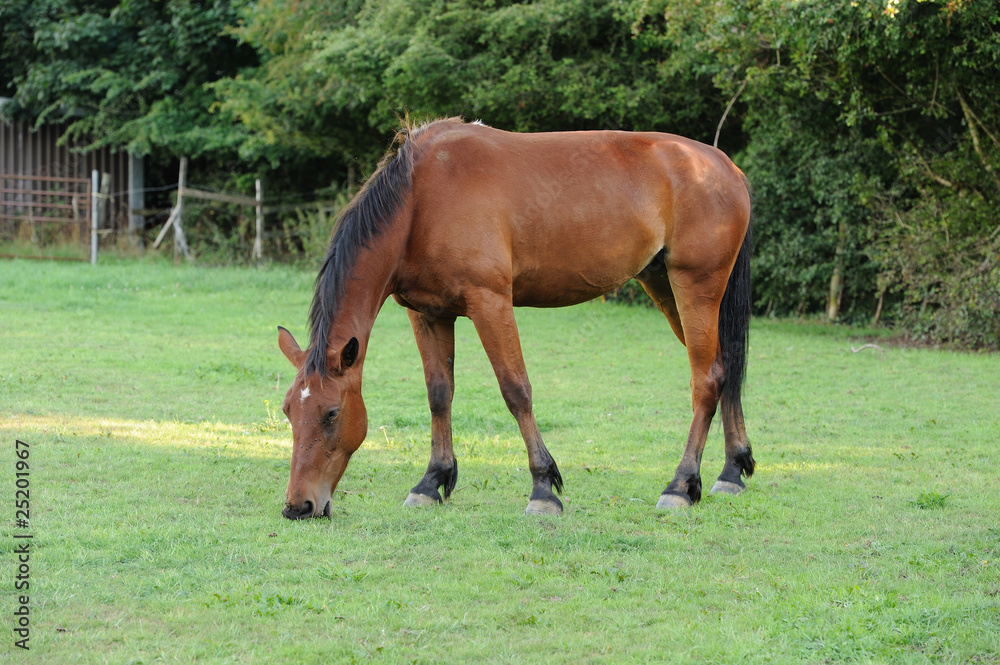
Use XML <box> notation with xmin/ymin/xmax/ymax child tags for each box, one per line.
<box><xmin>305</xmin><ymin>119</ymin><xmax>450</xmax><ymax>375</ymax></box>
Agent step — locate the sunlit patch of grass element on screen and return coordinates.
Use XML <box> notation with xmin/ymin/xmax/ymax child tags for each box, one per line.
<box><xmin>6</xmin><ymin>413</ymin><xmax>291</xmax><ymax>456</ymax></box>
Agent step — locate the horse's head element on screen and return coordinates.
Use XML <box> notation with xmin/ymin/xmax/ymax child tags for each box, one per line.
<box><xmin>276</xmin><ymin>326</ymin><xmax>367</xmax><ymax>519</ymax></box>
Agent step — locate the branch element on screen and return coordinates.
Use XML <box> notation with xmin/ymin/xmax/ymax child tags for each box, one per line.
<box><xmin>850</xmin><ymin>344</ymin><xmax>884</xmax><ymax>354</ymax></box>
<box><xmin>876</xmin><ymin>66</ymin><xmax>913</xmax><ymax>103</ymax></box>
<box><xmin>958</xmin><ymin>90</ymin><xmax>1000</xmax><ymax>196</ymax></box>
<box><xmin>907</xmin><ymin>143</ymin><xmax>954</xmax><ymax>188</ymax></box>
<box><xmin>874</xmin><ymin>105</ymin><xmax>921</xmax><ymax>118</ymax></box>
<box><xmin>958</xmin><ymin>90</ymin><xmax>1000</xmax><ymax>151</ymax></box>
<box><xmin>931</xmin><ymin>59</ymin><xmax>939</xmax><ymax>110</ymax></box>
<box><xmin>892</xmin><ymin>130</ymin><xmax>959</xmax><ymax>189</ymax></box>
<box><xmin>714</xmin><ymin>79</ymin><xmax>748</xmax><ymax>150</ymax></box>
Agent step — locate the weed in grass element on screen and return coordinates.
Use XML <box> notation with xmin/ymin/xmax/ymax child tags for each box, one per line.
<box><xmin>253</xmin><ymin>399</ymin><xmax>289</xmax><ymax>433</ymax></box>
<box><xmin>318</xmin><ymin>563</ymin><xmax>370</xmax><ymax>583</ymax></box>
<box><xmin>909</xmin><ymin>490</ymin><xmax>953</xmax><ymax>509</ymax></box>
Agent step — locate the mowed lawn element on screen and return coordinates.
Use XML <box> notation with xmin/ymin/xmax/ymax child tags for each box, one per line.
<box><xmin>1</xmin><ymin>258</ymin><xmax>999</xmax><ymax>664</ymax></box>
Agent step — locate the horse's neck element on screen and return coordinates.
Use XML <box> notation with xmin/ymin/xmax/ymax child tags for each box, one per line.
<box><xmin>326</xmin><ymin>213</ymin><xmax>410</xmax><ymax>359</ymax></box>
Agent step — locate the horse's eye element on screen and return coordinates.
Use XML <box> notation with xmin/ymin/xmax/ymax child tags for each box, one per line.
<box><xmin>324</xmin><ymin>408</ymin><xmax>340</xmax><ymax>424</ymax></box>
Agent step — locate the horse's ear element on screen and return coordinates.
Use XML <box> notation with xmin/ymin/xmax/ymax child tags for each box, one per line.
<box><xmin>341</xmin><ymin>337</ymin><xmax>360</xmax><ymax>370</ymax></box>
<box><xmin>277</xmin><ymin>326</ymin><xmax>306</xmax><ymax>369</ymax></box>
<box><xmin>324</xmin><ymin>337</ymin><xmax>360</xmax><ymax>374</ymax></box>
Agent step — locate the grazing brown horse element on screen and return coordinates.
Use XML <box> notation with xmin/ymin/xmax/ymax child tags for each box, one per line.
<box><xmin>277</xmin><ymin>118</ymin><xmax>754</xmax><ymax>519</ymax></box>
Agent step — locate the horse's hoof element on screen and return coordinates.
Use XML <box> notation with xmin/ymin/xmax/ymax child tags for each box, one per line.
<box><xmin>656</xmin><ymin>493</ymin><xmax>692</xmax><ymax>509</ymax></box>
<box><xmin>403</xmin><ymin>492</ymin><xmax>440</xmax><ymax>507</ymax></box>
<box><xmin>709</xmin><ymin>480</ymin><xmax>745</xmax><ymax>496</ymax></box>
<box><xmin>525</xmin><ymin>499</ymin><xmax>562</xmax><ymax>516</ymax></box>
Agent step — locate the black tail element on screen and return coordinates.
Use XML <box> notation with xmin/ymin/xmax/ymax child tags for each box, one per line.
<box><xmin>718</xmin><ymin>198</ymin><xmax>753</xmax><ymax>420</ymax></box>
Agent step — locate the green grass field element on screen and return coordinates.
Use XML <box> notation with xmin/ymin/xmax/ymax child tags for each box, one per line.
<box><xmin>2</xmin><ymin>258</ymin><xmax>999</xmax><ymax>664</ymax></box>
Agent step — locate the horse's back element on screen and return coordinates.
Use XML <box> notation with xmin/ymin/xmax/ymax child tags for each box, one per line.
<box><xmin>400</xmin><ymin>122</ymin><xmax>749</xmax><ymax>308</ymax></box>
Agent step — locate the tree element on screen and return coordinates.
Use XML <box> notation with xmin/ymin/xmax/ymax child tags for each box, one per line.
<box><xmin>0</xmin><ymin>0</ymin><xmax>256</xmax><ymax>159</ymax></box>
<box><xmin>711</xmin><ymin>0</ymin><xmax>999</xmax><ymax>344</ymax></box>
<box><xmin>214</xmin><ymin>0</ymin><xmax>735</xmax><ymax>171</ymax></box>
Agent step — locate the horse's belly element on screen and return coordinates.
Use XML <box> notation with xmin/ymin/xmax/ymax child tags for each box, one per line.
<box><xmin>511</xmin><ymin>244</ymin><xmax>658</xmax><ymax>307</ymax></box>
<box><xmin>512</xmin><ymin>271</ymin><xmax>632</xmax><ymax>307</ymax></box>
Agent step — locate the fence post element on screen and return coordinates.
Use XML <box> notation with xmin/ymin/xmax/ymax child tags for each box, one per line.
<box><xmin>97</xmin><ymin>171</ymin><xmax>111</xmax><ymax>231</ymax></box>
<box><xmin>253</xmin><ymin>178</ymin><xmax>263</xmax><ymax>260</ymax></box>
<box><xmin>174</xmin><ymin>157</ymin><xmax>192</xmax><ymax>262</ymax></box>
<box><xmin>90</xmin><ymin>170</ymin><xmax>98</xmax><ymax>266</ymax></box>
<box><xmin>128</xmin><ymin>151</ymin><xmax>145</xmax><ymax>248</ymax></box>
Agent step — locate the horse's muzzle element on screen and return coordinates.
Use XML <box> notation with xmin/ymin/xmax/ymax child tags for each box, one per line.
<box><xmin>282</xmin><ymin>499</ymin><xmax>331</xmax><ymax>520</ymax></box>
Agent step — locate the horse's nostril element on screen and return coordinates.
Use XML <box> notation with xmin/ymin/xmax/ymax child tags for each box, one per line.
<box><xmin>321</xmin><ymin>500</ymin><xmax>331</xmax><ymax>517</ymax></box>
<box><xmin>281</xmin><ymin>500</ymin><xmax>314</xmax><ymax>520</ymax></box>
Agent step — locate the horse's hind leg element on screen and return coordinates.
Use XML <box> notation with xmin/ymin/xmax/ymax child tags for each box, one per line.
<box><xmin>712</xmin><ymin>392</ymin><xmax>755</xmax><ymax>495</ymax></box>
<box><xmin>639</xmin><ymin>266</ymin><xmax>726</xmax><ymax>508</ymax></box>
<box><xmin>466</xmin><ymin>290</ymin><xmax>563</xmax><ymax>515</ymax></box>
<box><xmin>403</xmin><ymin>309</ymin><xmax>459</xmax><ymax>507</ymax></box>
<box><xmin>640</xmin><ymin>268</ymin><xmax>754</xmax><ymax>504</ymax></box>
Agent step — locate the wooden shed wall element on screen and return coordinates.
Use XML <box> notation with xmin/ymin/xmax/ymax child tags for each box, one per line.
<box><xmin>0</xmin><ymin>119</ymin><xmax>129</xmax><ymax>231</ymax></box>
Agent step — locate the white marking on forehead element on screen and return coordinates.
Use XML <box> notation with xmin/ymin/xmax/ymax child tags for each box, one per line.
<box><xmin>300</xmin><ymin>386</ymin><xmax>311</xmax><ymax>403</ymax></box>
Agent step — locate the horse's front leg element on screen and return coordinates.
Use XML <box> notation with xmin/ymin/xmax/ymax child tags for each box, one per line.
<box><xmin>467</xmin><ymin>291</ymin><xmax>563</xmax><ymax>515</ymax></box>
<box><xmin>403</xmin><ymin>309</ymin><xmax>459</xmax><ymax>507</ymax></box>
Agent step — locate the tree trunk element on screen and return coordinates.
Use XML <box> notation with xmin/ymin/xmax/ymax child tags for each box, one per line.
<box><xmin>827</xmin><ymin>219</ymin><xmax>847</xmax><ymax>321</ymax></box>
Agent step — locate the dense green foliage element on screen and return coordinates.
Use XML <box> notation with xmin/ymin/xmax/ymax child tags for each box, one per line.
<box><xmin>0</xmin><ymin>0</ymin><xmax>256</xmax><ymax>156</ymax></box>
<box><xmin>212</xmin><ymin>0</ymin><xmax>734</xmax><ymax>165</ymax></box>
<box><xmin>2</xmin><ymin>0</ymin><xmax>998</xmax><ymax>347</ymax></box>
<box><xmin>729</xmin><ymin>0</ymin><xmax>1000</xmax><ymax>344</ymax></box>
